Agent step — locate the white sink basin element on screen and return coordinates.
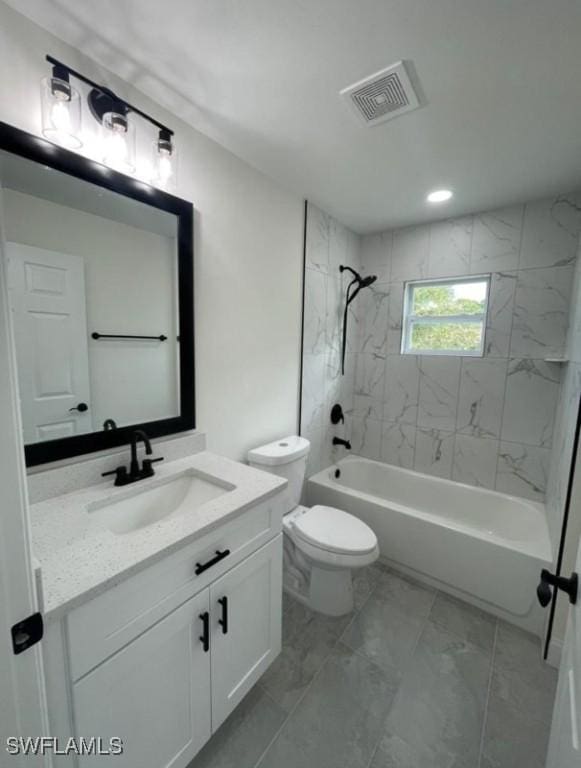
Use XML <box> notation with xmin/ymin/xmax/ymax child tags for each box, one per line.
<box><xmin>88</xmin><ymin>470</ymin><xmax>235</xmax><ymax>535</ymax></box>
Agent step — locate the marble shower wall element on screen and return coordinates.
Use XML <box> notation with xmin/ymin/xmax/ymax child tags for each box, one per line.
<box><xmin>545</xmin><ymin>235</ymin><xmax>581</xmax><ymax>548</ymax></box>
<box><xmin>353</xmin><ymin>193</ymin><xmax>581</xmax><ymax>501</ymax></box>
<box><xmin>301</xmin><ymin>203</ymin><xmax>361</xmax><ymax>475</ymax></box>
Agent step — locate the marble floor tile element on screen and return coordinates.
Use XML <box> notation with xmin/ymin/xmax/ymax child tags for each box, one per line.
<box><xmin>205</xmin><ymin>576</ymin><xmax>557</xmax><ymax>768</ymax></box>
<box><xmin>189</xmin><ymin>685</ymin><xmax>286</xmax><ymax>768</ymax></box>
<box><xmin>340</xmin><ymin>593</ymin><xmax>425</xmax><ymax>676</ymax></box>
<box><xmin>384</xmin><ymin>623</ymin><xmax>491</xmax><ymax>768</ymax></box>
<box><xmin>371</xmin><ymin>729</ymin><xmax>473</xmax><ymax>768</ymax></box>
<box><xmin>493</xmin><ymin>621</ymin><xmax>557</xmax><ymax>697</ymax></box>
<box><xmin>261</xmin><ymin>596</ymin><xmax>360</xmax><ymax>713</ymax></box>
<box><xmin>428</xmin><ymin>592</ymin><xmax>497</xmax><ymax>653</ymax></box>
<box><xmin>258</xmin><ymin>642</ymin><xmax>399</xmax><ymax>768</ymax></box>
<box><xmin>341</xmin><ymin>572</ymin><xmax>434</xmax><ymax>676</ymax></box>
<box><xmin>373</xmin><ymin>569</ymin><xmax>436</xmax><ymax>616</ymax></box>
<box><xmin>479</xmin><ymin>621</ymin><xmax>557</xmax><ymax>768</ymax></box>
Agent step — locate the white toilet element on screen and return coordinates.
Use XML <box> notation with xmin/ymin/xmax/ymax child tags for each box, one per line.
<box><xmin>248</xmin><ymin>435</ymin><xmax>379</xmax><ymax>616</ymax></box>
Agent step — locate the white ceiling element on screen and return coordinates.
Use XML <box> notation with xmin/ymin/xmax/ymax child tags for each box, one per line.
<box><xmin>7</xmin><ymin>0</ymin><xmax>581</xmax><ymax>233</ymax></box>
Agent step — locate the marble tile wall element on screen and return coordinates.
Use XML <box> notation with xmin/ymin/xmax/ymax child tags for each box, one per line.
<box><xmin>300</xmin><ymin>203</ymin><xmax>361</xmax><ymax>475</ymax></box>
<box><xmin>545</xmin><ymin>235</ymin><xmax>581</xmax><ymax>548</ymax></box>
<box><xmin>350</xmin><ymin>193</ymin><xmax>581</xmax><ymax>501</ymax></box>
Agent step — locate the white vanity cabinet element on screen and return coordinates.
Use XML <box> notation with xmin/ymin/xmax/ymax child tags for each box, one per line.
<box><xmin>210</xmin><ymin>535</ymin><xmax>282</xmax><ymax>730</ymax></box>
<box><xmin>73</xmin><ymin>587</ymin><xmax>212</xmax><ymax>768</ymax></box>
<box><xmin>42</xmin><ymin>494</ymin><xmax>284</xmax><ymax>768</ymax></box>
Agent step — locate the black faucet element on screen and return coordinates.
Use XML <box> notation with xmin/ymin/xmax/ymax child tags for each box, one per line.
<box><xmin>333</xmin><ymin>437</ymin><xmax>351</xmax><ymax>450</ymax></box>
<box><xmin>102</xmin><ymin>430</ymin><xmax>164</xmax><ymax>486</ymax></box>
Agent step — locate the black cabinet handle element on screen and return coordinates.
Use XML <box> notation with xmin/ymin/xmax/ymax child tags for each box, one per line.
<box><xmin>195</xmin><ymin>549</ymin><xmax>231</xmax><ymax>575</ymax></box>
<box><xmin>218</xmin><ymin>597</ymin><xmax>228</xmax><ymax>635</ymax></box>
<box><xmin>199</xmin><ymin>612</ymin><xmax>210</xmax><ymax>652</ymax></box>
<box><xmin>69</xmin><ymin>402</ymin><xmax>89</xmax><ymax>412</ymax></box>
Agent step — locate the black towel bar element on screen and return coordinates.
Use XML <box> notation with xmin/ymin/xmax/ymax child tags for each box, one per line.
<box><xmin>91</xmin><ymin>332</ymin><xmax>167</xmax><ymax>341</ymax></box>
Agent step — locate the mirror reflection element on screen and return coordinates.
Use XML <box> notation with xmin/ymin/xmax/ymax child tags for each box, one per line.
<box><xmin>0</xmin><ymin>151</ymin><xmax>180</xmax><ymax>445</ymax></box>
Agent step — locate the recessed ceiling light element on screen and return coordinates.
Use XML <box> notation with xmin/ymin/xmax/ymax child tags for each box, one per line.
<box><xmin>427</xmin><ymin>189</ymin><xmax>453</xmax><ymax>203</ymax></box>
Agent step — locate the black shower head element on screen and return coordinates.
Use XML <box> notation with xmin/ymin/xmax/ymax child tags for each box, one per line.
<box><xmin>339</xmin><ymin>265</ymin><xmax>377</xmax><ymax>288</ymax></box>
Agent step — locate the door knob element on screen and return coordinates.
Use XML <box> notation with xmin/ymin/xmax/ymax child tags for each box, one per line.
<box><xmin>69</xmin><ymin>402</ymin><xmax>89</xmax><ymax>413</ymax></box>
<box><xmin>537</xmin><ymin>569</ymin><xmax>578</xmax><ymax>607</ymax></box>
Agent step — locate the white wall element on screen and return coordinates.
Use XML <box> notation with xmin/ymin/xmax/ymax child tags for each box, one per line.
<box><xmin>0</xmin><ymin>1</ymin><xmax>304</xmax><ymax>464</ymax></box>
<box><xmin>4</xmin><ymin>188</ymin><xmax>179</xmax><ymax>431</ymax></box>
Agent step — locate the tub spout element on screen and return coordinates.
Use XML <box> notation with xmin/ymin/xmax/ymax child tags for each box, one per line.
<box><xmin>333</xmin><ymin>437</ymin><xmax>351</xmax><ymax>450</ymax></box>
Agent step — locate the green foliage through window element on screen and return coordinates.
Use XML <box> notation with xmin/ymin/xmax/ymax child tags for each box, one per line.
<box><xmin>403</xmin><ymin>278</ymin><xmax>489</xmax><ymax>355</ymax></box>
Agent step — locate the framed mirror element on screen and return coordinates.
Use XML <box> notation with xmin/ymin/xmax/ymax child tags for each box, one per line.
<box><xmin>0</xmin><ymin>122</ymin><xmax>194</xmax><ymax>467</ymax></box>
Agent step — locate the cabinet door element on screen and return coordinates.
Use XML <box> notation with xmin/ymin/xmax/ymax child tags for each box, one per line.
<box><xmin>210</xmin><ymin>534</ymin><xmax>282</xmax><ymax>729</ymax></box>
<box><xmin>72</xmin><ymin>588</ymin><xmax>211</xmax><ymax>768</ymax></box>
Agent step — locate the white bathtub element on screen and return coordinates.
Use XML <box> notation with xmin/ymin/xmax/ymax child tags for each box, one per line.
<box><xmin>307</xmin><ymin>456</ymin><xmax>553</xmax><ymax>634</ymax></box>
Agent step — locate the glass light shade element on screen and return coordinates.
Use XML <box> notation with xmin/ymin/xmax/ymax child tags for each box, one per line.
<box><xmin>40</xmin><ymin>76</ymin><xmax>82</xmax><ymax>149</ymax></box>
<box><xmin>101</xmin><ymin>112</ymin><xmax>136</xmax><ymax>174</ymax></box>
<box><xmin>153</xmin><ymin>137</ymin><xmax>177</xmax><ymax>190</ymax></box>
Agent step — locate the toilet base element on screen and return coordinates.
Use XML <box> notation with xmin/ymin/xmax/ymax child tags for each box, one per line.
<box><xmin>283</xmin><ymin>531</ymin><xmax>355</xmax><ymax>616</ymax></box>
<box><xmin>309</xmin><ymin>565</ymin><xmax>354</xmax><ymax>616</ymax></box>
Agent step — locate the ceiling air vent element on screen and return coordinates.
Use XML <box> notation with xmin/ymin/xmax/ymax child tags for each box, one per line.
<box><xmin>340</xmin><ymin>61</ymin><xmax>421</xmax><ymax>127</ymax></box>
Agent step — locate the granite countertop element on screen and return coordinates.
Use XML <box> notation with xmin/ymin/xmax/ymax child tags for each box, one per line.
<box><xmin>30</xmin><ymin>451</ymin><xmax>287</xmax><ymax>619</ymax></box>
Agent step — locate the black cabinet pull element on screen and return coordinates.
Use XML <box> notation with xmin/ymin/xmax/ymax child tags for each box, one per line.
<box><xmin>195</xmin><ymin>549</ymin><xmax>231</xmax><ymax>575</ymax></box>
<box><xmin>218</xmin><ymin>597</ymin><xmax>228</xmax><ymax>635</ymax></box>
<box><xmin>199</xmin><ymin>612</ymin><xmax>210</xmax><ymax>652</ymax></box>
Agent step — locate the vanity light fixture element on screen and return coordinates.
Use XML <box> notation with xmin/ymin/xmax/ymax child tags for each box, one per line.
<box><xmin>40</xmin><ymin>62</ymin><xmax>82</xmax><ymax>149</ymax></box>
<box><xmin>427</xmin><ymin>189</ymin><xmax>453</xmax><ymax>203</ymax></box>
<box><xmin>41</xmin><ymin>55</ymin><xmax>176</xmax><ymax>183</ymax></box>
<box><xmin>154</xmin><ymin>128</ymin><xmax>177</xmax><ymax>189</ymax></box>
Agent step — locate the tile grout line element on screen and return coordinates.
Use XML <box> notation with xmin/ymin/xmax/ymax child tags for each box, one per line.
<box><xmin>360</xmin><ymin>587</ymin><xmax>439</xmax><ymax>768</ymax></box>
<box><xmin>253</xmin><ymin>573</ymin><xmax>382</xmax><ymax>768</ymax></box>
<box><xmin>476</xmin><ymin>618</ymin><xmax>499</xmax><ymax>768</ymax></box>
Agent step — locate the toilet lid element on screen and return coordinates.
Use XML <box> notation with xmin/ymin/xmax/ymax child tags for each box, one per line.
<box><xmin>292</xmin><ymin>505</ymin><xmax>377</xmax><ymax>555</ymax></box>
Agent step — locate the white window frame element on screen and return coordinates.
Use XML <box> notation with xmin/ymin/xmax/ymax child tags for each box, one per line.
<box><xmin>401</xmin><ymin>275</ymin><xmax>491</xmax><ymax>357</ymax></box>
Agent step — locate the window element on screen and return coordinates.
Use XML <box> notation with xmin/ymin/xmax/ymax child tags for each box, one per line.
<box><xmin>401</xmin><ymin>276</ymin><xmax>490</xmax><ymax>356</ymax></box>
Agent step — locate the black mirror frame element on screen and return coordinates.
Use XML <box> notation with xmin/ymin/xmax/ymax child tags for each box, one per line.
<box><xmin>0</xmin><ymin>122</ymin><xmax>195</xmax><ymax>467</ymax></box>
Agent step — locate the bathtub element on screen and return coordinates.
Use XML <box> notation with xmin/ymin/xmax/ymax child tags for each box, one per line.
<box><xmin>307</xmin><ymin>456</ymin><xmax>553</xmax><ymax>634</ymax></box>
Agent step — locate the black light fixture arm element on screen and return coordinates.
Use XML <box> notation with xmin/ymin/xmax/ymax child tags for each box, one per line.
<box><xmin>45</xmin><ymin>55</ymin><xmax>174</xmax><ymax>137</ymax></box>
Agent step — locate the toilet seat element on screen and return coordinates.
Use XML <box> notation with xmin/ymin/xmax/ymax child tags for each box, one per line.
<box><xmin>288</xmin><ymin>505</ymin><xmax>379</xmax><ymax>568</ymax></box>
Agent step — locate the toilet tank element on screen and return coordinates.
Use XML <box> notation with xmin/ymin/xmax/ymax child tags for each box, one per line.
<box><xmin>247</xmin><ymin>436</ymin><xmax>310</xmax><ymax>513</ymax></box>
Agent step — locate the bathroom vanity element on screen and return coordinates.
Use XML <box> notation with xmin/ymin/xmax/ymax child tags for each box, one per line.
<box><xmin>31</xmin><ymin>450</ymin><xmax>287</xmax><ymax>767</ymax></box>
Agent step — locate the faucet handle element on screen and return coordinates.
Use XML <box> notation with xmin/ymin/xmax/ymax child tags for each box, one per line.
<box><xmin>101</xmin><ymin>466</ymin><xmax>128</xmax><ymax>484</ymax></box>
<box><xmin>142</xmin><ymin>456</ymin><xmax>164</xmax><ymax>474</ymax></box>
